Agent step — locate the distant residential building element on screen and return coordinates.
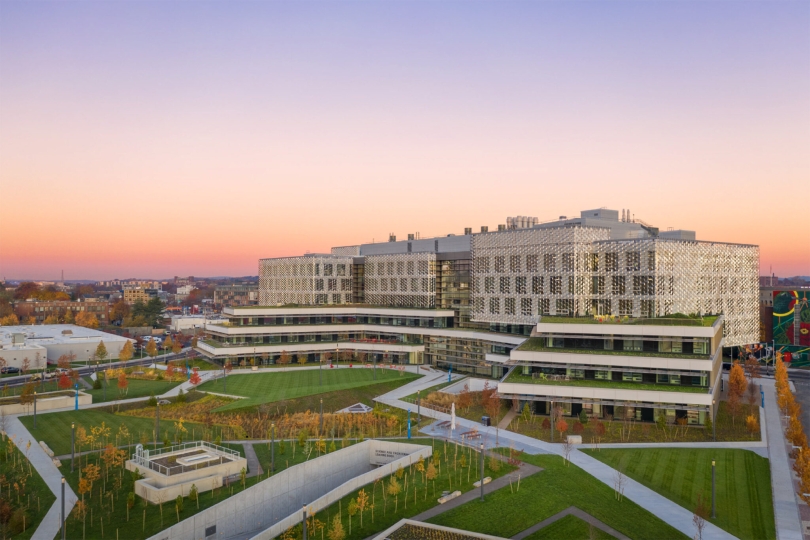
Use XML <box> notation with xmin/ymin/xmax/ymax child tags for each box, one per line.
<box><xmin>175</xmin><ymin>284</ymin><xmax>196</xmax><ymax>301</ymax></box>
<box><xmin>174</xmin><ymin>276</ymin><xmax>195</xmax><ymax>286</ymax></box>
<box><xmin>214</xmin><ymin>284</ymin><xmax>258</xmax><ymax>307</ymax></box>
<box><xmin>14</xmin><ymin>298</ymin><xmax>110</xmax><ymax>324</ymax></box>
<box><xmin>123</xmin><ymin>287</ymin><xmax>160</xmax><ymax>305</ymax></box>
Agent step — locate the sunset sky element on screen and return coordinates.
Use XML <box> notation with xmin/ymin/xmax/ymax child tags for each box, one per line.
<box><xmin>1</xmin><ymin>1</ymin><xmax>808</xmax><ymax>280</ymax></box>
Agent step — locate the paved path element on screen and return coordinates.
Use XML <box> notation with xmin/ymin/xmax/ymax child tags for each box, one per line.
<box><xmin>497</xmin><ymin>407</ymin><xmax>518</xmax><ymax>430</ymax></box>
<box><xmin>5</xmin><ymin>416</ymin><xmax>77</xmax><ymax>540</ymax></box>
<box><xmin>77</xmin><ymin>376</ymin><xmax>93</xmax><ymax>390</ymax></box>
<box><xmin>243</xmin><ymin>442</ymin><xmax>263</xmax><ymax>478</ymax></box>
<box><xmin>410</xmin><ymin>461</ymin><xmax>542</xmax><ymax>522</ymax></box>
<box><xmin>761</xmin><ymin>379</ymin><xmax>804</xmax><ymax>540</ymax></box>
<box><xmin>511</xmin><ymin>506</ymin><xmax>631</xmax><ymax>540</ymax></box>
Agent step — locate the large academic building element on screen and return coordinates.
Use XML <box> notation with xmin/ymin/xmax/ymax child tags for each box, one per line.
<box><xmin>196</xmin><ymin>208</ymin><xmax>758</xmax><ymax>424</ymax></box>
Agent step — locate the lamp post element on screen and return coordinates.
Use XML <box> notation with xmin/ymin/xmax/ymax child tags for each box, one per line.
<box><xmin>61</xmin><ymin>477</ymin><xmax>66</xmax><ymax>540</ymax></box>
<box><xmin>373</xmin><ymin>352</ymin><xmax>377</xmax><ymax>380</ymax></box>
<box><xmin>74</xmin><ymin>383</ymin><xmax>79</xmax><ymax>411</ymax></box>
<box><xmin>155</xmin><ymin>402</ymin><xmax>160</xmax><ymax>444</ymax></box>
<box><xmin>319</xmin><ymin>398</ymin><xmax>324</xmax><ymax>435</ymax></box>
<box><xmin>270</xmin><ymin>423</ymin><xmax>275</xmax><ymax>473</ymax></box>
<box><xmin>71</xmin><ymin>423</ymin><xmax>75</xmax><ymax>472</ymax></box>
<box><xmin>33</xmin><ymin>391</ymin><xmax>37</xmax><ymax>428</ymax></box>
<box><xmin>103</xmin><ymin>371</ymin><xmax>106</xmax><ymax>402</ymax></box>
<box><xmin>319</xmin><ymin>355</ymin><xmax>322</xmax><ymax>386</ymax></box>
<box><xmin>407</xmin><ymin>408</ymin><xmax>411</xmax><ymax>439</ymax></box>
<box><xmin>479</xmin><ymin>443</ymin><xmax>485</xmax><ymax>502</ymax></box>
<box><xmin>302</xmin><ymin>505</ymin><xmax>308</xmax><ymax>540</ymax></box>
<box><xmin>712</xmin><ymin>460</ymin><xmax>717</xmax><ymax>519</ymax></box>
<box><xmin>712</xmin><ymin>400</ymin><xmax>716</xmax><ymax>441</ymax></box>
<box><xmin>550</xmin><ymin>400</ymin><xmax>554</xmax><ymax>443</ymax></box>
<box><xmin>417</xmin><ymin>389</ymin><xmax>421</xmax><ymax>424</ymax></box>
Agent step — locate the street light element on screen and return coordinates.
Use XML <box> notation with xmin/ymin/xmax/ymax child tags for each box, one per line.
<box><xmin>61</xmin><ymin>477</ymin><xmax>66</xmax><ymax>540</ymax></box>
<box><xmin>479</xmin><ymin>443</ymin><xmax>485</xmax><ymax>501</ymax></box>
<box><xmin>417</xmin><ymin>389</ymin><xmax>421</xmax><ymax>424</ymax></box>
<box><xmin>712</xmin><ymin>460</ymin><xmax>717</xmax><ymax>519</ymax></box>
<box><xmin>270</xmin><ymin>423</ymin><xmax>275</xmax><ymax>473</ymax></box>
<box><xmin>319</xmin><ymin>398</ymin><xmax>324</xmax><ymax>434</ymax></box>
<box><xmin>302</xmin><ymin>504</ymin><xmax>308</xmax><ymax>540</ymax></box>
<box><xmin>71</xmin><ymin>423</ymin><xmax>75</xmax><ymax>472</ymax></box>
<box><xmin>712</xmin><ymin>400</ymin><xmax>716</xmax><ymax>441</ymax></box>
<box><xmin>33</xmin><ymin>391</ymin><xmax>37</xmax><ymax>428</ymax></box>
<box><xmin>155</xmin><ymin>402</ymin><xmax>160</xmax><ymax>444</ymax></box>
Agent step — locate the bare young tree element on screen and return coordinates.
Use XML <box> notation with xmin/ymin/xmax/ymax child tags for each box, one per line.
<box><xmin>0</xmin><ymin>409</ymin><xmax>7</xmax><ymax>439</ymax></box>
<box><xmin>561</xmin><ymin>439</ymin><xmax>574</xmax><ymax>466</ymax></box>
<box><xmin>693</xmin><ymin>493</ymin><xmax>709</xmax><ymax>540</ymax></box>
<box><xmin>613</xmin><ymin>469</ymin><xmax>627</xmax><ymax>501</ymax></box>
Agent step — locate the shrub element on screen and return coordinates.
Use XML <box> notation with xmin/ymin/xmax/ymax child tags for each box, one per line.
<box><xmin>555</xmin><ymin>419</ymin><xmax>569</xmax><ymax>433</ymax></box>
<box><xmin>93</xmin><ymin>377</ymin><xmax>102</xmax><ymax>390</ymax></box>
<box><xmin>579</xmin><ymin>409</ymin><xmax>589</xmax><ymax>424</ymax></box>
<box><xmin>573</xmin><ymin>421</ymin><xmax>584</xmax><ymax>435</ymax></box>
<box><xmin>176</xmin><ymin>389</ymin><xmax>186</xmax><ymax>403</ymax></box>
<box><xmin>156</xmin><ymin>371</ymin><xmax>164</xmax><ymax>381</ymax></box>
<box><xmin>147</xmin><ymin>394</ymin><xmax>157</xmax><ymax>407</ymax></box>
<box><xmin>542</xmin><ymin>417</ymin><xmax>551</xmax><ymax>429</ymax></box>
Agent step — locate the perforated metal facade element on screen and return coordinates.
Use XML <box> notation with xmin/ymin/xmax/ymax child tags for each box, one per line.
<box><xmin>258</xmin><ymin>256</ymin><xmax>354</xmax><ymax>305</ymax></box>
<box><xmin>470</xmin><ymin>227</ymin><xmax>610</xmax><ymax>325</ymax></box>
<box><xmin>470</xmin><ymin>228</ymin><xmax>759</xmax><ymax>346</ymax></box>
<box><xmin>363</xmin><ymin>253</ymin><xmax>437</xmax><ymax>308</ymax></box>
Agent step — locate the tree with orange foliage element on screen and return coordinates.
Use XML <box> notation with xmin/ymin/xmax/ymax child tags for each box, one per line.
<box><xmin>189</xmin><ymin>369</ymin><xmax>202</xmax><ymax>386</ymax></box>
<box><xmin>117</xmin><ymin>371</ymin><xmax>128</xmax><ymax>397</ymax></box>
<box><xmin>278</xmin><ymin>351</ymin><xmax>291</xmax><ymax>365</ymax></box>
<box><xmin>165</xmin><ymin>363</ymin><xmax>175</xmax><ymax>379</ymax></box>
<box><xmin>728</xmin><ymin>361</ymin><xmax>747</xmax><ymax>425</ymax></box>
<box><xmin>75</xmin><ymin>311</ymin><xmax>100</xmax><ymax>329</ymax></box>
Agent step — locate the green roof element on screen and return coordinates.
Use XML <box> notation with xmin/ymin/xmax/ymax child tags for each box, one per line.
<box><xmin>538</xmin><ymin>314</ymin><xmax>719</xmax><ymax>327</ymax></box>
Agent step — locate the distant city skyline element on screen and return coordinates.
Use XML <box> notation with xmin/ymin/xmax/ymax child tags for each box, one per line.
<box><xmin>1</xmin><ymin>1</ymin><xmax>807</xmax><ymax>280</ymax></box>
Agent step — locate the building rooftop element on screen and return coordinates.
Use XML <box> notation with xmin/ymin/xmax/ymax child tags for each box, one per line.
<box><xmin>0</xmin><ymin>324</ymin><xmax>131</xmax><ymax>347</ymax></box>
<box><xmin>536</xmin><ymin>315</ymin><xmax>719</xmax><ymax>327</ymax></box>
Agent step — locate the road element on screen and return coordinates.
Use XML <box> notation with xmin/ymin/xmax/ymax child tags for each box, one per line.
<box><xmin>0</xmin><ymin>349</ymin><xmax>197</xmax><ymax>390</ymax></box>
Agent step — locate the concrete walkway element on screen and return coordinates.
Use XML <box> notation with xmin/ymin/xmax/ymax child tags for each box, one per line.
<box><xmin>5</xmin><ymin>416</ymin><xmax>77</xmax><ymax>540</ymax></box>
<box><xmin>243</xmin><ymin>442</ymin><xmax>263</xmax><ymax>478</ymax></box>
<box><xmin>761</xmin><ymin>379</ymin><xmax>804</xmax><ymax>540</ymax></box>
<box><xmin>497</xmin><ymin>407</ymin><xmax>518</xmax><ymax>430</ymax></box>
<box><xmin>511</xmin><ymin>506</ymin><xmax>631</xmax><ymax>540</ymax></box>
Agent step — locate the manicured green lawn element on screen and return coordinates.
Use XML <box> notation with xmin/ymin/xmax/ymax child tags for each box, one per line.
<box><xmin>524</xmin><ymin>514</ymin><xmax>616</xmax><ymax>540</ymax></box>
<box><xmin>197</xmin><ymin>368</ymin><xmax>418</xmax><ymax>411</ymax></box>
<box><xmin>18</xmin><ymin>409</ymin><xmax>208</xmax><ymax>456</ymax></box>
<box><xmin>430</xmin><ymin>453</ymin><xmax>687</xmax><ymax>540</ymax></box>
<box><xmin>583</xmin><ymin>448</ymin><xmax>775</xmax><ymax>540</ymax></box>
<box><xmin>83</xmin><ymin>378</ymin><xmax>181</xmax><ymax>402</ymax></box>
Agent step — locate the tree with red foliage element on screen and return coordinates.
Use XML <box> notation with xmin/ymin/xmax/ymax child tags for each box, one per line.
<box><xmin>57</xmin><ymin>372</ymin><xmax>72</xmax><ymax>390</ymax></box>
<box><xmin>189</xmin><ymin>368</ymin><xmax>202</xmax><ymax>386</ymax></box>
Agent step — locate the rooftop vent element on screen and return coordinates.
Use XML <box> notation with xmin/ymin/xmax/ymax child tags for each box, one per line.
<box><xmin>388</xmin><ymin>234</ymin><xmax>396</xmax><ymax>242</ymax></box>
<box><xmin>464</xmin><ymin>227</ymin><xmax>472</xmax><ymax>235</ymax></box>
<box><xmin>481</xmin><ymin>226</ymin><xmax>488</xmax><ymax>233</ymax></box>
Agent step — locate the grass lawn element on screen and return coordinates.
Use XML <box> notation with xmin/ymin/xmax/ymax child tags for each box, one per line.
<box><xmin>523</xmin><ymin>514</ymin><xmax>616</xmax><ymax>540</ymax></box>
<box><xmin>0</xmin><ymin>380</ymin><xmax>60</xmax><ymax>396</ymax></box>
<box><xmin>251</xmin><ymin>438</ymin><xmax>362</xmax><ymax>476</ymax></box>
<box><xmin>82</xmin><ymin>378</ymin><xmax>181</xmax><ymax>403</ymax></box>
<box><xmin>583</xmin><ymin>448</ymin><xmax>775</xmax><ymax>540</ymax></box>
<box><xmin>430</xmin><ymin>452</ymin><xmax>687</xmax><ymax>540</ymax></box>
<box><xmin>18</xmin><ymin>409</ymin><xmax>209</xmax><ymax>456</ymax></box>
<box><xmin>168</xmin><ymin>358</ymin><xmax>219</xmax><ymax>371</ymax></box>
<box><xmin>197</xmin><ymin>368</ymin><xmax>419</xmax><ymax>411</ymax></box>
<box><xmin>1</xmin><ymin>437</ymin><xmax>56</xmax><ymax>539</ymax></box>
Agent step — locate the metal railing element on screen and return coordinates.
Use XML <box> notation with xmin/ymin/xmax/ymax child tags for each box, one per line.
<box><xmin>131</xmin><ymin>441</ymin><xmax>239</xmax><ymax>476</ymax></box>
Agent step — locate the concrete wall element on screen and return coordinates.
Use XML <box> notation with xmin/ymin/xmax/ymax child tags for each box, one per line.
<box><xmin>148</xmin><ymin>440</ymin><xmax>431</xmax><ymax>540</ymax></box>
<box><xmin>136</xmin><ymin>473</ymin><xmax>223</xmax><ymax>504</ymax></box>
<box><xmin>0</xmin><ymin>391</ymin><xmax>91</xmax><ymax>415</ymax></box>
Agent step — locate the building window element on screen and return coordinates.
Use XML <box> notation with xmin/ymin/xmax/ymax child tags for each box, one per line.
<box><xmin>532</xmin><ymin>276</ymin><xmax>544</xmax><ymax>294</ymax></box>
<box><xmin>328</xmin><ymin>279</ymin><xmax>337</xmax><ymax>291</ymax></box>
<box><xmin>324</xmin><ymin>264</ymin><xmax>334</xmax><ymax>276</ymax></box>
<box><xmin>605</xmin><ymin>252</ymin><xmax>618</xmax><ymax>272</ymax></box>
<box><xmin>619</xmin><ymin>299</ymin><xmax>633</xmax><ymax>315</ymax></box>
<box><xmin>521</xmin><ymin>298</ymin><xmax>532</xmax><ymax>316</ymax></box>
<box><xmin>556</xmin><ymin>299</ymin><xmax>573</xmax><ymax>315</ymax></box>
<box><xmin>562</xmin><ymin>253</ymin><xmax>574</xmax><ymax>272</ymax></box>
<box><xmin>544</xmin><ymin>254</ymin><xmax>556</xmax><ymax>272</ymax></box>
<box><xmin>505</xmin><ymin>298</ymin><xmax>516</xmax><ymax>315</ymax></box>
<box><xmin>648</xmin><ymin>251</ymin><xmax>656</xmax><ymax>271</ymax></box>
<box><xmin>407</xmin><ymin>261</ymin><xmax>415</xmax><ymax>275</ymax></box>
<box><xmin>397</xmin><ymin>261</ymin><xmax>405</xmax><ymax>274</ymax></box>
<box><xmin>567</xmin><ymin>276</ymin><xmax>575</xmax><ymax>294</ymax></box>
<box><xmin>315</xmin><ymin>279</ymin><xmax>324</xmax><ymax>291</ymax></box>
<box><xmin>626</xmin><ymin>252</ymin><xmax>640</xmax><ymax>271</ymax></box>
<box><xmin>337</xmin><ymin>264</ymin><xmax>346</xmax><ymax>276</ymax></box>
<box><xmin>510</xmin><ymin>255</ymin><xmax>521</xmax><ymax>272</ymax></box>
<box><xmin>485</xmin><ymin>277</ymin><xmax>495</xmax><ymax>294</ymax></box>
<box><xmin>400</xmin><ymin>278</ymin><xmax>407</xmax><ymax>291</ymax></box>
<box><xmin>586</xmin><ymin>253</ymin><xmax>599</xmax><ymax>271</ymax></box>
<box><xmin>526</xmin><ymin>255</ymin><xmax>538</xmax><ymax>272</ymax></box>
<box><xmin>641</xmin><ymin>300</ymin><xmax>655</xmax><ymax>317</ymax></box>
<box><xmin>591</xmin><ymin>276</ymin><xmax>605</xmax><ymax>295</ymax></box>
<box><xmin>476</xmin><ymin>257</ymin><xmax>489</xmax><ymax>273</ymax></box>
<box><xmin>633</xmin><ymin>276</ymin><xmax>654</xmax><ymax>295</ymax></box>
<box><xmin>550</xmin><ymin>276</ymin><xmax>562</xmax><ymax>295</ymax></box>
<box><xmin>612</xmin><ymin>275</ymin><xmax>625</xmax><ymax>295</ymax></box>
<box><xmin>411</xmin><ymin>278</ymin><xmax>419</xmax><ymax>291</ymax></box>
<box><xmin>494</xmin><ymin>256</ymin><xmax>505</xmax><ymax>272</ymax></box>
<box><xmin>516</xmin><ymin>276</ymin><xmax>527</xmax><ymax>294</ymax></box>
<box><xmin>381</xmin><ymin>279</ymin><xmax>388</xmax><ymax>292</ymax></box>
<box><xmin>489</xmin><ymin>297</ymin><xmax>500</xmax><ymax>315</ymax></box>
<box><xmin>391</xmin><ymin>279</ymin><xmax>397</xmax><ymax>292</ymax></box>
<box><xmin>332</xmin><ymin>294</ymin><xmax>341</xmax><ymax>304</ymax></box>
<box><xmin>538</xmin><ymin>298</ymin><xmax>550</xmax><ymax>315</ymax></box>
<box><xmin>387</xmin><ymin>262</ymin><xmax>395</xmax><ymax>275</ymax></box>
<box><xmin>418</xmin><ymin>260</ymin><xmax>429</xmax><ymax>273</ymax></box>
<box><xmin>500</xmin><ymin>277</ymin><xmax>511</xmax><ymax>293</ymax></box>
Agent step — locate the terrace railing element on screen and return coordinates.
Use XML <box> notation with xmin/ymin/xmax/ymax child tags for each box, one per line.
<box><xmin>131</xmin><ymin>440</ymin><xmax>239</xmax><ymax>476</ymax></box>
